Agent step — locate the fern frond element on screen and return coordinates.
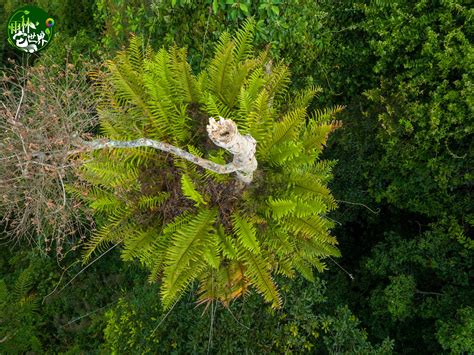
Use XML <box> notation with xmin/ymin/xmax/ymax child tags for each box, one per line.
<box><xmin>108</xmin><ymin>59</ymin><xmax>150</xmax><ymax>117</ymax></box>
<box><xmin>245</xmin><ymin>67</ymin><xmax>266</xmax><ymax>100</ymax></box>
<box><xmin>162</xmin><ymin>211</ymin><xmax>194</xmax><ymax>235</ymax></box>
<box><xmin>217</xmin><ymin>224</ymin><xmax>238</xmax><ymax>259</ymax></box>
<box><xmin>246</xmin><ymin>89</ymin><xmax>274</xmax><ymax>142</ymax></box>
<box><xmin>80</xmin><ymin>152</ymin><xmax>140</xmax><ymax>189</ymax></box>
<box><xmin>161</xmin><ymin>209</ymin><xmax>217</xmax><ymax>309</ymax></box>
<box><xmin>99</xmin><ymin>110</ymin><xmax>145</xmax><ymax>140</ymax></box>
<box><xmin>196</xmin><ymin>261</ymin><xmax>249</xmax><ymax>307</ymax></box>
<box><xmin>264</xmin><ymin>229</ymin><xmax>295</xmax><ymax>254</ymax></box>
<box><xmin>147</xmin><ymin>237</ymin><xmax>171</xmax><ymax>282</ymax></box>
<box><xmin>227</xmin><ymin>58</ymin><xmax>260</xmax><ymax>108</ymax></box>
<box><xmin>146</xmin><ymin>48</ymin><xmax>176</xmax><ymax>100</ymax></box>
<box><xmin>232</xmin><ymin>213</ymin><xmax>261</xmax><ymax>254</ymax></box>
<box><xmin>240</xmin><ymin>248</ymin><xmax>281</xmax><ymax>308</ymax></box>
<box><xmin>301</xmin><ymin>123</ymin><xmax>332</xmax><ymax>153</ymax></box>
<box><xmin>169</xmin><ymin>103</ymin><xmax>191</xmax><ymax>144</ymax></box>
<box><xmin>137</xmin><ymin>193</ymin><xmax>169</xmax><ymax>210</ymax></box>
<box><xmin>265</xmin><ymin>62</ymin><xmax>291</xmax><ymax>103</ymax></box>
<box><xmin>309</xmin><ymin>105</ymin><xmax>345</xmax><ymax>124</ymax></box>
<box><xmin>121</xmin><ymin>227</ymin><xmax>158</xmax><ymax>263</ymax></box>
<box><xmin>266</xmin><ymin>197</ymin><xmax>297</xmax><ymax>219</ymax></box>
<box><xmin>181</xmin><ymin>174</ymin><xmax>207</xmax><ymax>206</ymax></box>
<box><xmin>293</xmin><ymin>259</ymin><xmax>315</xmax><ymax>282</ymax></box>
<box><xmin>82</xmin><ymin>206</ymin><xmax>134</xmax><ymax>262</ymax></box>
<box><xmin>290</xmin><ymin>172</ymin><xmax>331</xmax><ymax>198</ymax></box>
<box><xmin>233</xmin><ymin>18</ymin><xmax>255</xmax><ymax>63</ymax></box>
<box><xmin>294</xmin><ymin>237</ymin><xmax>340</xmax><ymax>258</ymax></box>
<box><xmin>306</xmin><ymin>257</ymin><xmax>327</xmax><ymax>273</ymax></box>
<box><xmin>170</xmin><ymin>46</ymin><xmax>198</xmax><ymax>103</ymax></box>
<box><xmin>89</xmin><ymin>191</ymin><xmax>124</xmax><ymax>214</ymax></box>
<box><xmin>260</xmin><ymin>107</ymin><xmax>306</xmax><ymax>157</ymax></box>
<box><xmin>288</xmin><ymin>85</ymin><xmax>322</xmax><ymax>111</ymax></box>
<box><xmin>144</xmin><ymin>96</ymin><xmax>174</xmax><ymax>140</ymax></box>
<box><xmin>13</xmin><ymin>269</ymin><xmax>33</xmax><ymax>299</ymax></box>
<box><xmin>205</xmin><ymin>94</ymin><xmax>232</xmax><ymax>118</ymax></box>
<box><xmin>118</xmin><ymin>146</ymin><xmax>155</xmax><ymax>167</ymax></box>
<box><xmin>292</xmin><ymin>198</ymin><xmax>328</xmax><ymax>218</ymax></box>
<box><xmin>274</xmin><ymin>255</ymin><xmax>296</xmax><ymax>278</ymax></box>
<box><xmin>207</xmin><ymin>32</ymin><xmax>234</xmax><ymax>103</ymax></box>
<box><xmin>147</xmin><ymin>212</ymin><xmax>194</xmax><ymax>282</ymax></box>
<box><xmin>126</xmin><ymin>35</ymin><xmax>147</xmax><ymax>73</ymax></box>
<box><xmin>202</xmin><ymin>232</ymin><xmax>221</xmax><ymax>269</ymax></box>
<box><xmin>267</xmin><ymin>141</ymin><xmax>301</xmax><ymax>166</ymax></box>
<box><xmin>284</xmin><ymin>216</ymin><xmax>337</xmax><ymax>245</ymax></box>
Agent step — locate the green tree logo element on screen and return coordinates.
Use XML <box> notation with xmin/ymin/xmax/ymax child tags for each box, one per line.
<box><xmin>6</xmin><ymin>5</ymin><xmax>55</xmax><ymax>53</ymax></box>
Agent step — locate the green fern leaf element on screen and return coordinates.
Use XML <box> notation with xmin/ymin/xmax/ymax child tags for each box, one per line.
<box><xmin>217</xmin><ymin>225</ymin><xmax>238</xmax><ymax>259</ymax></box>
<box><xmin>181</xmin><ymin>174</ymin><xmax>207</xmax><ymax>206</ymax></box>
<box><xmin>233</xmin><ymin>18</ymin><xmax>255</xmax><ymax>63</ymax></box>
<box><xmin>267</xmin><ymin>198</ymin><xmax>297</xmax><ymax>219</ymax></box>
<box><xmin>232</xmin><ymin>213</ymin><xmax>261</xmax><ymax>254</ymax></box>
<box><xmin>240</xmin><ymin>249</ymin><xmax>281</xmax><ymax>308</ymax></box>
<box><xmin>161</xmin><ymin>209</ymin><xmax>217</xmax><ymax>309</ymax></box>
<box><xmin>137</xmin><ymin>193</ymin><xmax>169</xmax><ymax>210</ymax></box>
<box><xmin>293</xmin><ymin>259</ymin><xmax>315</xmax><ymax>282</ymax></box>
<box><xmin>261</xmin><ymin>107</ymin><xmax>306</xmax><ymax>157</ymax></box>
<box><xmin>121</xmin><ymin>227</ymin><xmax>158</xmax><ymax>262</ymax></box>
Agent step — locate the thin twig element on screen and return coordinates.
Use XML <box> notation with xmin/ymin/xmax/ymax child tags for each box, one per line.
<box><xmin>65</xmin><ymin>300</ymin><xmax>119</xmax><ymax>326</ymax></box>
<box><xmin>207</xmin><ymin>300</ymin><xmax>215</xmax><ymax>354</ymax></box>
<box><xmin>42</xmin><ymin>260</ymin><xmax>79</xmax><ymax>304</ymax></box>
<box><xmin>415</xmin><ymin>290</ymin><xmax>443</xmax><ymax>296</ymax></box>
<box><xmin>151</xmin><ymin>299</ymin><xmax>179</xmax><ymax>335</ymax></box>
<box><xmin>14</xmin><ymin>87</ymin><xmax>24</xmax><ymax>122</ymax></box>
<box><xmin>52</xmin><ymin>242</ymin><xmax>121</xmax><ymax>297</ymax></box>
<box><xmin>324</xmin><ymin>215</ymin><xmax>342</xmax><ymax>226</ymax></box>
<box><xmin>226</xmin><ymin>306</ymin><xmax>250</xmax><ymax>330</ymax></box>
<box><xmin>57</xmin><ymin>170</ymin><xmax>67</xmax><ymax>206</ymax></box>
<box><xmin>200</xmin><ymin>6</ymin><xmax>212</xmax><ymax>70</ymax></box>
<box><xmin>328</xmin><ymin>256</ymin><xmax>354</xmax><ymax>280</ymax></box>
<box><xmin>336</xmin><ymin>199</ymin><xmax>380</xmax><ymax>215</ymax></box>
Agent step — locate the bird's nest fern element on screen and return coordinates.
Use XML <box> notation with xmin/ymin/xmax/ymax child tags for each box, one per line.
<box><xmin>69</xmin><ymin>19</ymin><xmax>343</xmax><ymax>310</ymax></box>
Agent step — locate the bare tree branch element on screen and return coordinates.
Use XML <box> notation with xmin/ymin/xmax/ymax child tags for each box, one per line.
<box><xmin>73</xmin><ymin>117</ymin><xmax>258</xmax><ymax>184</ymax></box>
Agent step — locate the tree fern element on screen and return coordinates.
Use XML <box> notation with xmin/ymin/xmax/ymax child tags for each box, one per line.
<box><xmin>76</xmin><ymin>22</ymin><xmax>342</xmax><ymax>310</ymax></box>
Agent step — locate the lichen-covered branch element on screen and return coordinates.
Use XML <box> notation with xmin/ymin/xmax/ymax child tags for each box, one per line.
<box><xmin>73</xmin><ymin>117</ymin><xmax>258</xmax><ymax>183</ymax></box>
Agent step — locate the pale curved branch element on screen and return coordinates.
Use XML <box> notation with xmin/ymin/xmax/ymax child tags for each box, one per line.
<box><xmin>72</xmin><ymin>117</ymin><xmax>258</xmax><ymax>183</ymax></box>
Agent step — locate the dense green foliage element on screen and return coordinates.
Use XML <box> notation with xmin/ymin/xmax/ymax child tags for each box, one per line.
<box><xmin>0</xmin><ymin>247</ymin><xmax>392</xmax><ymax>353</ymax></box>
<box><xmin>92</xmin><ymin>0</ymin><xmax>332</xmax><ymax>87</ymax></box>
<box><xmin>319</xmin><ymin>1</ymin><xmax>473</xmax><ymax>352</ymax></box>
<box><xmin>101</xmin><ymin>276</ymin><xmax>393</xmax><ymax>353</ymax></box>
<box><xmin>1</xmin><ymin>0</ymin><xmax>472</xmax><ymax>353</ymax></box>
